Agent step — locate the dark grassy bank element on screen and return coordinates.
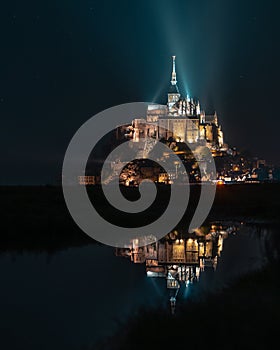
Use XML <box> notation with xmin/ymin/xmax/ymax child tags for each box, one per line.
<box><xmin>94</xmin><ymin>262</ymin><xmax>280</xmax><ymax>350</ymax></box>
<box><xmin>209</xmin><ymin>183</ymin><xmax>280</xmax><ymax>223</ymax></box>
<box><xmin>0</xmin><ymin>186</ymin><xmax>92</xmax><ymax>253</ymax></box>
<box><xmin>1</xmin><ymin>184</ymin><xmax>280</xmax><ymax>349</ymax></box>
<box><xmin>90</xmin><ymin>183</ymin><xmax>280</xmax><ymax>350</ymax></box>
<box><xmin>1</xmin><ymin>183</ymin><xmax>279</xmax><ymax>252</ymax></box>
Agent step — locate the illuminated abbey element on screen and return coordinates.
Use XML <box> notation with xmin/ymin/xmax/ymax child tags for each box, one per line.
<box><xmin>122</xmin><ymin>56</ymin><xmax>225</xmax><ymax>150</ymax></box>
<box><xmin>77</xmin><ymin>56</ymin><xmax>280</xmax><ymax>187</ymax></box>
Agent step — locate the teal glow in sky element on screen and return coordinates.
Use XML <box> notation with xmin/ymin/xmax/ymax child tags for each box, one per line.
<box><xmin>0</xmin><ymin>0</ymin><xmax>279</xmax><ymax>184</ymax></box>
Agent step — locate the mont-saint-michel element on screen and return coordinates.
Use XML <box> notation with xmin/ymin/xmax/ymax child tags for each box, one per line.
<box><xmin>80</xmin><ymin>56</ymin><xmax>280</xmax><ymax>187</ymax></box>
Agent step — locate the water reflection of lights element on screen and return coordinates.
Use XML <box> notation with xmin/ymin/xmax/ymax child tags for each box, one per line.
<box><xmin>115</xmin><ymin>222</ymin><xmax>241</xmax><ymax>313</ymax></box>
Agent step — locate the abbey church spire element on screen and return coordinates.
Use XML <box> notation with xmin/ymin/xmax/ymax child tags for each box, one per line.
<box><xmin>168</xmin><ymin>55</ymin><xmax>180</xmax><ymax>109</ymax></box>
<box><xmin>171</xmin><ymin>55</ymin><xmax>177</xmax><ymax>85</ymax></box>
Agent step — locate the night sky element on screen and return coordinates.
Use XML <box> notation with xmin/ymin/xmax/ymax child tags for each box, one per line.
<box><xmin>1</xmin><ymin>0</ymin><xmax>279</xmax><ymax>185</ymax></box>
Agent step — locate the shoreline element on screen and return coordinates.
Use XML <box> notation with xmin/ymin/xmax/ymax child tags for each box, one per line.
<box><xmin>1</xmin><ymin>183</ymin><xmax>279</xmax><ymax>253</ymax></box>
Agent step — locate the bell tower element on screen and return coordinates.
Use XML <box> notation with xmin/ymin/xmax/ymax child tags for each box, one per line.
<box><xmin>168</xmin><ymin>55</ymin><xmax>180</xmax><ymax>110</ymax></box>
<box><xmin>171</xmin><ymin>55</ymin><xmax>177</xmax><ymax>85</ymax></box>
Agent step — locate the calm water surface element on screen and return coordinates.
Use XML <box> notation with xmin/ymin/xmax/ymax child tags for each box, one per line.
<box><xmin>0</xmin><ymin>224</ymin><xmax>273</xmax><ymax>349</ymax></box>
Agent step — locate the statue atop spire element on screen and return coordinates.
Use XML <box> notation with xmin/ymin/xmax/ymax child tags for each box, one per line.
<box><xmin>171</xmin><ymin>55</ymin><xmax>177</xmax><ymax>85</ymax></box>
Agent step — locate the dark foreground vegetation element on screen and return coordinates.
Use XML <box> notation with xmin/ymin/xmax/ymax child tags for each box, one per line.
<box><xmin>91</xmin><ymin>182</ymin><xmax>280</xmax><ymax>350</ymax></box>
<box><xmin>94</xmin><ymin>261</ymin><xmax>280</xmax><ymax>350</ymax></box>
<box><xmin>0</xmin><ymin>185</ymin><xmax>92</xmax><ymax>253</ymax></box>
<box><xmin>1</xmin><ymin>183</ymin><xmax>280</xmax><ymax>252</ymax></box>
<box><xmin>94</xmin><ymin>228</ymin><xmax>280</xmax><ymax>350</ymax></box>
<box><xmin>1</xmin><ymin>184</ymin><xmax>279</xmax><ymax>349</ymax></box>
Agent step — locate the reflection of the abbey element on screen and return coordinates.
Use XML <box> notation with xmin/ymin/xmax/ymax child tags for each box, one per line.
<box><xmin>116</xmin><ymin>223</ymin><xmax>240</xmax><ymax>313</ymax></box>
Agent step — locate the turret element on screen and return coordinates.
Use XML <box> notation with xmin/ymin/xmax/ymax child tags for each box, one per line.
<box><xmin>196</xmin><ymin>100</ymin><xmax>201</xmax><ymax>115</ymax></box>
